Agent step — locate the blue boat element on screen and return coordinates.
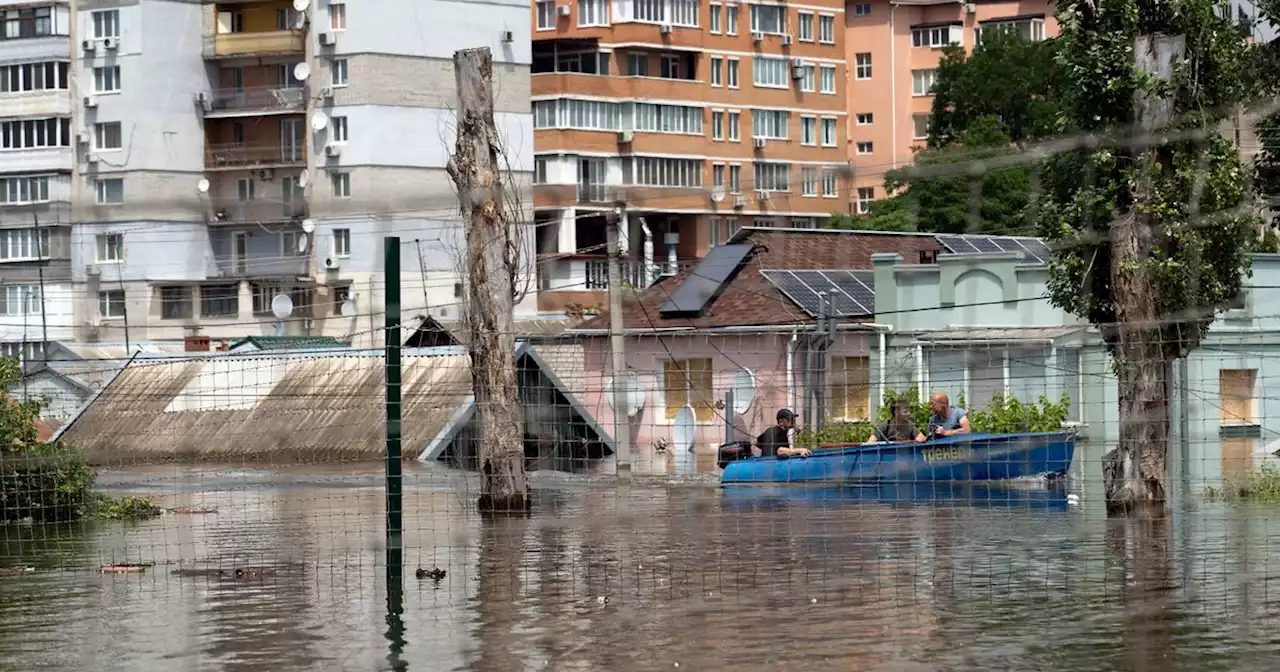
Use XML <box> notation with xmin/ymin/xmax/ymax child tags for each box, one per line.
<box><xmin>719</xmin><ymin>431</ymin><xmax>1076</xmax><ymax>485</ymax></box>
<box><xmin>721</xmin><ymin>482</ymin><xmax>1072</xmax><ymax>512</ymax></box>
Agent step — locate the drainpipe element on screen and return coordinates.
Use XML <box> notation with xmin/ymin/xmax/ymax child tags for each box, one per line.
<box><xmin>857</xmin><ymin>323</ymin><xmax>894</xmax><ymax>413</ymax></box>
<box><xmin>640</xmin><ymin>217</ymin><xmax>655</xmax><ymax>284</ymax></box>
<box><xmin>889</xmin><ymin>3</ymin><xmax>899</xmax><ymax>170</ymax></box>
<box><xmin>786</xmin><ymin>329</ymin><xmax>799</xmax><ymax>410</ymax></box>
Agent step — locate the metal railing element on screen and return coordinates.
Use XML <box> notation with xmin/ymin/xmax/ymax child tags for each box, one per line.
<box><xmin>206</xmin><ymin>86</ymin><xmax>306</xmax><ymax>114</ymax></box>
<box><xmin>206</xmin><ymin>144</ymin><xmax>305</xmax><ymax>169</ymax></box>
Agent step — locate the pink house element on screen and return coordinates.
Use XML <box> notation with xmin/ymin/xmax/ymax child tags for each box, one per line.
<box><xmin>566</xmin><ymin>227</ymin><xmax>943</xmax><ymax>467</ymax></box>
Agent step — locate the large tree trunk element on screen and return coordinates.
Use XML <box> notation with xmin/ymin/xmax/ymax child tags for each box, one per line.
<box><xmin>447</xmin><ymin>47</ymin><xmax>529</xmax><ymax>513</ymax></box>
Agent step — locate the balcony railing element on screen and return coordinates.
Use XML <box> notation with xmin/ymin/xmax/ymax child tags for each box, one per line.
<box><xmin>206</xmin><ymin>86</ymin><xmax>306</xmax><ymax>115</ymax></box>
<box><xmin>208</xmin><ymin>199</ymin><xmax>307</xmax><ymax>224</ymax></box>
<box><xmin>539</xmin><ymin>254</ymin><xmax>655</xmax><ymax>291</ymax></box>
<box><xmin>578</xmin><ymin>184</ymin><xmax>618</xmax><ymax>204</ymax></box>
<box><xmin>206</xmin><ymin>144</ymin><xmax>304</xmax><ymax>169</ymax></box>
<box><xmin>210</xmin><ymin>254</ymin><xmax>309</xmax><ymax>278</ymax></box>
<box><xmin>206</xmin><ymin>29</ymin><xmax>305</xmax><ymax>58</ymax></box>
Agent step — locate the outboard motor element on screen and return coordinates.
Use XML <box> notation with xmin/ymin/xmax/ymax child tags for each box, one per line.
<box><xmin>716</xmin><ymin>441</ymin><xmax>754</xmax><ymax>470</ymax></box>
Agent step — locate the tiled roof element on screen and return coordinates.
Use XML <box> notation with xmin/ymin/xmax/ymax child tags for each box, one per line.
<box><xmin>229</xmin><ymin>336</ymin><xmax>349</xmax><ymax>351</ymax></box>
<box><xmin>575</xmin><ymin>228</ymin><xmax>944</xmax><ymax>331</ymax></box>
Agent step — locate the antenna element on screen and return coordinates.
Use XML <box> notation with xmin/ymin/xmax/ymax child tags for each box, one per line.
<box><xmin>300</xmin><ymin>218</ymin><xmax>316</xmax><ymax>234</ymax></box>
<box><xmin>340</xmin><ymin>299</ymin><xmax>357</xmax><ymax>317</ymax></box>
<box><xmin>292</xmin><ymin>0</ymin><xmax>310</xmax><ymax>11</ymax></box>
<box><xmin>709</xmin><ymin>185</ymin><xmax>726</xmax><ymax>203</ymax></box>
<box><xmin>310</xmin><ymin>111</ymin><xmax>329</xmax><ymax>131</ymax></box>
<box><xmin>196</xmin><ymin>178</ymin><xmax>210</xmax><ymax>194</ymax></box>
<box><xmin>296</xmin><ymin>234</ymin><xmax>308</xmax><ymax>254</ymax></box>
<box><xmin>297</xmin><ymin>170</ymin><xmax>309</xmax><ymax>188</ymax></box>
<box><xmin>270</xmin><ymin>293</ymin><xmax>294</xmax><ymax>337</ymax></box>
<box><xmin>293</xmin><ymin>62</ymin><xmax>311</xmax><ymax>81</ymax></box>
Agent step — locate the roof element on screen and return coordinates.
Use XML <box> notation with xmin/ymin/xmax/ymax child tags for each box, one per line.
<box><xmin>53</xmin><ymin>344</ymin><xmax>613</xmax><ymax>464</ymax></box>
<box><xmin>22</xmin><ymin>341</ymin><xmax>193</xmax><ymax>392</ymax></box>
<box><xmin>228</xmin><ymin>336</ymin><xmax>349</xmax><ymax>351</ymax></box>
<box><xmin>913</xmin><ymin>326</ymin><xmax>1086</xmax><ymax>342</ymax></box>
<box><xmin>574</xmin><ymin>228</ymin><xmax>944</xmax><ymax>331</ymax></box>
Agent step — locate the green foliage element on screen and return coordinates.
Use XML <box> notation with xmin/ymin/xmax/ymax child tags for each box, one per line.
<box><xmin>1203</xmin><ymin>463</ymin><xmax>1280</xmax><ymax>503</ymax></box>
<box><xmin>91</xmin><ymin>495</ymin><xmax>162</xmax><ymax>521</ymax></box>
<box><xmin>1036</xmin><ymin>0</ymin><xmax>1264</xmax><ymax>361</ymax></box>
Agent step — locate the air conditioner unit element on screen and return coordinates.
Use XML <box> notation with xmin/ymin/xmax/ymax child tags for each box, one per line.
<box><xmin>756</xmin><ymin>189</ymin><xmax>771</xmax><ymax>201</ymax></box>
<box><xmin>752</xmin><ymin>31</ymin><xmax>765</xmax><ymax>42</ymax></box>
<box><xmin>964</xmin><ymin>2</ymin><xmax>976</xmax><ymax>12</ymax></box>
<box><xmin>616</xmin><ymin>130</ymin><xmax>634</xmax><ymax>143</ymax></box>
<box><xmin>501</xmin><ymin>30</ymin><xmax>514</xmax><ymax>42</ymax></box>
<box><xmin>733</xmin><ymin>195</ymin><xmax>747</xmax><ymax>208</ymax></box>
<box><xmin>659</xmin><ymin>24</ymin><xmax>673</xmax><ymax>34</ymax></box>
<box><xmin>557</xmin><ymin>4</ymin><xmax>570</xmax><ymax>16</ymax></box>
<box><xmin>319</xmin><ymin>32</ymin><xmax>335</xmax><ymax>46</ymax></box>
<box><xmin>195</xmin><ymin>92</ymin><xmax>208</xmax><ymax>105</ymax></box>
<box><xmin>791</xmin><ymin>65</ymin><xmax>805</xmax><ymax>79</ymax></box>
<box><xmin>259</xmin><ymin>168</ymin><xmax>275</xmax><ymax>180</ymax></box>
<box><xmin>753</xmin><ymin>137</ymin><xmax>767</xmax><ymax>149</ymax></box>
<box><xmin>85</xmin><ymin>154</ymin><xmax>99</xmax><ymax>165</ymax></box>
<box><xmin>325</xmin><ymin>143</ymin><xmax>342</xmax><ymax>157</ymax></box>
<box><xmin>83</xmin><ymin>96</ymin><xmax>98</xmax><ymax>108</ymax></box>
<box><xmin>781</xmin><ymin>33</ymin><xmax>793</xmax><ymax>46</ymax></box>
<box><xmin>320</xmin><ymin>87</ymin><xmax>334</xmax><ymax>99</ymax></box>
<box><xmin>75</xmin><ymin>132</ymin><xmax>89</xmax><ymax>145</ymax></box>
<box><xmin>324</xmin><ymin>257</ymin><xmax>340</xmax><ymax>270</ymax></box>
<box><xmin>82</xmin><ymin>39</ymin><xmax>96</xmax><ymax>52</ymax></box>
<box><xmin>103</xmin><ymin>37</ymin><xmax>118</xmax><ymax>50</ymax></box>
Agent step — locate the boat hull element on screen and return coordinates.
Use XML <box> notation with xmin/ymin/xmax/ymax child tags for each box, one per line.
<box><xmin>719</xmin><ymin>432</ymin><xmax>1075</xmax><ymax>485</ymax></box>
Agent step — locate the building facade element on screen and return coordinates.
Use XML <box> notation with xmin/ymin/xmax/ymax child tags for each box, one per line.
<box><xmin>531</xmin><ymin>0</ymin><xmax>851</xmax><ymax>314</ymax></box>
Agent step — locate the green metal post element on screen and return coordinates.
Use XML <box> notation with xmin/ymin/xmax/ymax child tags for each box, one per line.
<box><xmin>384</xmin><ymin>236</ymin><xmax>404</xmax><ymax>610</ymax></box>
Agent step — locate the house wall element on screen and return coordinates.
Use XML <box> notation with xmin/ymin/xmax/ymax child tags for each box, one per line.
<box><xmin>13</xmin><ymin>371</ymin><xmax>89</xmax><ymax>423</ymax></box>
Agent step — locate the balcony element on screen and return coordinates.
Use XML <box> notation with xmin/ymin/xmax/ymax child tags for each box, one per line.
<box><xmin>203</xmin><ymin>86</ymin><xmax>306</xmax><ymax>117</ymax></box>
<box><xmin>531</xmin><ymin>72</ymin><xmax>705</xmax><ymax>101</ymax></box>
<box><xmin>205</xmin><ymin>143</ymin><xmax>305</xmax><ymax>170</ymax></box>
<box><xmin>0</xmin><ymin>91</ymin><xmax>71</xmax><ymax>119</ymax></box>
<box><xmin>204</xmin><ymin>29</ymin><xmax>305</xmax><ymax>59</ymax></box>
<box><xmin>210</xmin><ymin>254</ymin><xmax>309</xmax><ymax>279</ymax></box>
<box><xmin>208</xmin><ymin>198</ymin><xmax>307</xmax><ymax>225</ymax></box>
<box><xmin>539</xmin><ymin>254</ymin><xmax>656</xmax><ymax>292</ymax></box>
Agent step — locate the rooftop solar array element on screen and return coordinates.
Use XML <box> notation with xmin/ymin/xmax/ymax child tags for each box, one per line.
<box><xmin>760</xmin><ymin>269</ymin><xmax>877</xmax><ymax>318</ymax></box>
<box><xmin>934</xmin><ymin>235</ymin><xmax>1051</xmax><ymax>264</ymax></box>
<box><xmin>658</xmin><ymin>243</ymin><xmax>753</xmax><ymax>316</ymax></box>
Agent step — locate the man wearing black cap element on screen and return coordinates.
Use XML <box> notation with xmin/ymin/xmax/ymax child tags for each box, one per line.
<box><xmin>757</xmin><ymin>408</ymin><xmax>811</xmax><ymax>458</ymax></box>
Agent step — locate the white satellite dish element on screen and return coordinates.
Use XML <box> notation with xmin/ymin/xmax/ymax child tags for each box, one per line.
<box><xmin>673</xmin><ymin>405</ymin><xmax>696</xmax><ymax>452</ymax></box>
<box><xmin>300</xmin><ymin>218</ymin><xmax>316</xmax><ymax>234</ymax></box>
<box><xmin>294</xmin><ymin>12</ymin><xmax>308</xmax><ymax>29</ymax></box>
<box><xmin>270</xmin><ymin>293</ymin><xmax>295</xmax><ymax>320</ymax></box>
<box><xmin>310</xmin><ymin>111</ymin><xmax>329</xmax><ymax>131</ymax></box>
<box><xmin>296</xmin><ymin>233</ymin><xmax>308</xmax><ymax>253</ymax></box>
<box><xmin>293</xmin><ymin>62</ymin><xmax>311</xmax><ymax>82</ymax></box>
<box><xmin>196</xmin><ymin>178</ymin><xmax>210</xmax><ymax>194</ymax></box>
<box><xmin>709</xmin><ymin>184</ymin><xmax>726</xmax><ymax>203</ymax></box>
<box><xmin>297</xmin><ymin>170</ymin><xmax>309</xmax><ymax>188</ymax></box>
<box><xmin>292</xmin><ymin>0</ymin><xmax>310</xmax><ymax>11</ymax></box>
<box><xmin>340</xmin><ymin>300</ymin><xmax>357</xmax><ymax>317</ymax></box>
<box><xmin>732</xmin><ymin>368</ymin><xmax>756</xmax><ymax>415</ymax></box>
<box><xmin>605</xmin><ymin>372</ymin><xmax>645</xmax><ymax>417</ymax></box>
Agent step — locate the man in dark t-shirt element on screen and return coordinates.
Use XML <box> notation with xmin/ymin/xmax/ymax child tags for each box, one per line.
<box><xmin>758</xmin><ymin>408</ymin><xmax>810</xmax><ymax>458</ymax></box>
<box><xmin>864</xmin><ymin>400</ymin><xmax>926</xmax><ymax>445</ymax></box>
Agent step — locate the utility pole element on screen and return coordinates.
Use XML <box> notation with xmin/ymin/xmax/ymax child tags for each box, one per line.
<box><xmin>607</xmin><ymin>205</ymin><xmax>632</xmax><ymax>481</ymax></box>
<box><xmin>33</xmin><ymin>214</ymin><xmax>47</xmax><ymax>357</ymax></box>
<box><xmin>446</xmin><ymin>47</ymin><xmax>528</xmax><ymax>513</ymax></box>
<box><xmin>383</xmin><ymin>236</ymin><xmax>404</xmax><ymax>614</ymax></box>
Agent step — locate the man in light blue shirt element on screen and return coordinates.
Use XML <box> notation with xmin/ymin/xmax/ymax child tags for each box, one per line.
<box><xmin>927</xmin><ymin>392</ymin><xmax>971</xmax><ymax>439</ymax></box>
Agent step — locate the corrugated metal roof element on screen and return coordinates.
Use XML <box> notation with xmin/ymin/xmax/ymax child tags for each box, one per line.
<box><xmin>914</xmin><ymin>326</ymin><xmax>1085</xmax><ymax>342</ymax></box>
<box><xmin>229</xmin><ymin>336</ymin><xmax>349</xmax><ymax>351</ymax></box>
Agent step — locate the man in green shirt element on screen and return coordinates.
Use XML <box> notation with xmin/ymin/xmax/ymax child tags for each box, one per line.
<box><xmin>864</xmin><ymin>400</ymin><xmax>927</xmax><ymax>445</ymax></box>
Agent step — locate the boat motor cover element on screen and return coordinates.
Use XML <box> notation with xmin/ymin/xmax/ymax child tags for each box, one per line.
<box><xmin>716</xmin><ymin>441</ymin><xmax>754</xmax><ymax>470</ymax></box>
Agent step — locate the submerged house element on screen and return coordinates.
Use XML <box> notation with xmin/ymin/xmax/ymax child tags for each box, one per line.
<box><xmin>54</xmin><ymin>343</ymin><xmax>613</xmax><ymax>469</ymax></box>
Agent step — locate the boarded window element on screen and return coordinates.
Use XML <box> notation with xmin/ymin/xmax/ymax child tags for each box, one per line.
<box><xmin>1220</xmin><ymin>369</ymin><xmax>1257</xmax><ymax>425</ymax></box>
<box><xmin>663</xmin><ymin>358</ymin><xmax>715</xmax><ymax>422</ymax></box>
<box><xmin>831</xmin><ymin>356</ymin><xmax>871</xmax><ymax>420</ymax></box>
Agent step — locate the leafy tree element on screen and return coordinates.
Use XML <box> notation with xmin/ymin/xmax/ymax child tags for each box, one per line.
<box><xmin>1036</xmin><ymin>0</ymin><xmax>1262</xmax><ymax>514</ymax></box>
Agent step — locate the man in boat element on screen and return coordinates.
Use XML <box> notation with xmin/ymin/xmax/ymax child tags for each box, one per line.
<box><xmin>758</xmin><ymin>408</ymin><xmax>811</xmax><ymax>458</ymax></box>
<box><xmin>927</xmin><ymin>392</ymin><xmax>971</xmax><ymax>438</ymax></box>
<box><xmin>864</xmin><ymin>399</ymin><xmax>927</xmax><ymax>444</ymax></box>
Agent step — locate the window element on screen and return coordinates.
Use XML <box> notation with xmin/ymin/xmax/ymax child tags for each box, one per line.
<box><xmin>856</xmin><ymin>141</ymin><xmax>873</xmax><ymax>155</ymax></box>
<box><xmin>791</xmin><ymin>217</ymin><xmax>817</xmax><ymax>228</ymax></box>
<box><xmin>201</xmin><ymin>284</ymin><xmax>238</xmax><ymax>318</ymax></box>
<box><xmin>0</xmin><ymin>176</ymin><xmax>51</xmax><ymax>205</ymax></box>
<box><xmin>800</xmin><ymin>116</ymin><xmax>816</xmax><ymax>145</ymax></box>
<box><xmin>633</xmin><ymin>103</ymin><xmax>703</xmax><ymax>134</ymax></box>
<box><xmin>251</xmin><ymin>284</ymin><xmax>307</xmax><ymax>315</ymax></box>
<box><xmin>533</xmin><ymin>99</ymin><xmax>623</xmax><ymax>130</ymax></box>
<box><xmin>976</xmin><ymin>17</ymin><xmax>1046</xmax><ymax>43</ymax></box>
<box><xmin>95</xmin><ymin>178</ymin><xmax>123</xmax><ymax>205</ymax></box>
<box><xmin>856</xmin><ymin>187</ymin><xmax>875</xmax><ymax>213</ymax></box>
<box><xmin>0</xmin><ymin>228</ymin><xmax>49</xmax><ymax>261</ymax></box>
<box><xmin>753</xmin><ymin>218</ymin><xmax>776</xmax><ymax>227</ymax></box>
<box><xmin>854</xmin><ymin>53</ymin><xmax>872</xmax><ymax>80</ymax></box>
<box><xmin>818</xmin><ymin>15</ymin><xmax>835</xmax><ymax>43</ymax></box>
<box><xmin>727</xmin><ymin>58</ymin><xmax>740</xmax><ymax>88</ymax></box>
<box><xmin>328</xmin><ymin>2</ymin><xmax>346</xmax><ymax>30</ymax></box>
<box><xmin>801</xmin><ymin>167</ymin><xmax>817</xmax><ymax>196</ymax></box>
<box><xmin>751</xmin><ymin>109</ymin><xmax>788</xmax><ymax>139</ymax></box>
<box><xmin>159</xmin><ymin>286</ymin><xmax>193</xmax><ymax>320</ymax></box>
<box><xmin>332</xmin><ymin>285</ymin><xmax>351</xmax><ymax>315</ymax></box>
<box><xmin>96</xmin><ymin>233</ymin><xmax>123</xmax><ymax>262</ymax></box>
<box><xmin>1220</xmin><ymin>369</ymin><xmax>1258</xmax><ymax>425</ymax></box>
<box><xmin>626</xmin><ymin>52</ymin><xmax>647</xmax><ymax>76</ymax></box>
<box><xmin>728</xmin><ymin>111</ymin><xmax>740</xmax><ymax>141</ymax></box>
<box><xmin>98</xmin><ymin>290</ymin><xmax>125</xmax><ymax>319</ymax></box>
<box><xmin>578</xmin><ymin>0</ymin><xmax>608</xmax><ymax>26</ymax></box>
<box><xmin>281</xmin><ymin>230</ymin><xmax>306</xmax><ymax>256</ymax></box>
<box><xmin>709</xmin><ymin>3</ymin><xmax>721</xmax><ymax>32</ymax></box>
<box><xmin>331</xmin><ymin>172</ymin><xmax>350</xmax><ymax>198</ymax></box>
<box><xmin>533</xmin><ymin>157</ymin><xmax>547</xmax><ymax>184</ymax></box>
<box><xmin>536</xmin><ymin>0</ymin><xmax>555</xmax><ymax>29</ymax></box>
<box><xmin>92</xmin><ymin>9</ymin><xmax>119</xmax><ymax>39</ymax></box>
<box><xmin>660</xmin><ymin>54</ymin><xmax>681</xmax><ymax>78</ymax></box>
<box><xmin>0</xmin><ymin>117</ymin><xmax>71</xmax><ymax>150</ymax></box>
<box><xmin>710</xmin><ymin>56</ymin><xmax>722</xmax><ymax>86</ymax></box>
<box><xmin>237</xmin><ymin>178</ymin><xmax>255</xmax><ymax>201</ymax></box>
<box><xmin>853</xmin><ymin>3</ymin><xmax>871</xmax><ymax>16</ymax></box>
<box><xmin>1059</xmin><ymin>348</ymin><xmax>1082</xmax><ymax>422</ymax></box>
<box><xmin>94</xmin><ymin>122</ymin><xmax>121</xmax><ymax>150</ymax></box>
<box><xmin>712</xmin><ymin>163</ymin><xmax>725</xmax><ymax>188</ymax></box>
<box><xmin>627</xmin><ymin>157</ymin><xmax>703</xmax><ymax>187</ymax></box>
<box><xmin>0</xmin><ymin>62</ymin><xmax>69</xmax><ymax>92</ymax></box>
<box><xmin>712</xmin><ymin>110</ymin><xmax>724</xmax><ymax>140</ymax></box>
<box><xmin>0</xmin><ymin>285</ymin><xmax>39</xmax><ymax>316</ymax></box>
<box><xmin>93</xmin><ymin>66</ymin><xmax>120</xmax><ymax>94</ymax></box>
<box><xmin>856</xmin><ymin>112</ymin><xmax>874</xmax><ymax>125</ymax></box>
<box><xmin>726</xmin><ymin>3</ymin><xmax>738</xmax><ymax>34</ymax></box>
<box><xmin>913</xmin><ymin>114</ymin><xmax>930</xmax><ymax>140</ymax></box>
<box><xmin>663</xmin><ymin>358</ymin><xmax>714</xmax><ymax>422</ymax></box>
<box><xmin>819</xmin><ymin>65</ymin><xmax>836</xmax><ymax>94</ymax></box>
<box><xmin>710</xmin><ymin>217</ymin><xmax>739</xmax><ymax>246</ymax></box>
<box><xmin>752</xmin><ymin>55</ymin><xmax>788</xmax><ymax>88</ymax></box>
<box><xmin>331</xmin><ymin>116</ymin><xmax>348</xmax><ymax>143</ymax></box>
<box><xmin>0</xmin><ymin>7</ymin><xmax>60</xmax><ymax>41</ymax></box>
<box><xmin>800</xmin><ymin>64</ymin><xmax>815</xmax><ymax>92</ymax></box>
<box><xmin>634</xmin><ymin>0</ymin><xmax>699</xmax><ymax>27</ymax></box>
<box><xmin>545</xmin><ymin>51</ymin><xmax>611</xmax><ymax>75</ymax></box>
<box><xmin>728</xmin><ymin>164</ymin><xmax>741</xmax><ymax>193</ymax></box>
<box><xmin>912</xmin><ymin>24</ymin><xmax>959</xmax><ymax>48</ymax></box>
<box><xmin>928</xmin><ymin>346</ymin><xmax>1058</xmax><ymax>415</ymax></box>
<box><xmin>831</xmin><ymin>357</ymin><xmax>871</xmax><ymax>420</ymax></box>
<box><xmin>822</xmin><ymin>169</ymin><xmax>838</xmax><ymax>197</ymax></box>
<box><xmin>821</xmin><ymin>117</ymin><xmax>837</xmax><ymax>146</ymax></box>
<box><xmin>331</xmin><ymin>59</ymin><xmax>348</xmax><ymax>87</ymax></box>
<box><xmin>753</xmin><ymin>162</ymin><xmax>790</xmax><ymax>191</ymax></box>
<box><xmin>797</xmin><ymin>12</ymin><xmax>813</xmax><ymax>41</ymax></box>
<box><xmin>749</xmin><ymin>4</ymin><xmax>786</xmax><ymax>34</ymax></box>
<box><xmin>912</xmin><ymin>68</ymin><xmax>937</xmax><ymax>96</ymax></box>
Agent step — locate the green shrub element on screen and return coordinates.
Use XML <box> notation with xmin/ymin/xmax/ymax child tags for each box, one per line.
<box><xmin>1204</xmin><ymin>463</ymin><xmax>1280</xmax><ymax>503</ymax></box>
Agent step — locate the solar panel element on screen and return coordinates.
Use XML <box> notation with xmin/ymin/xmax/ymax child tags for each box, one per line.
<box><xmin>659</xmin><ymin>243</ymin><xmax>753</xmax><ymax>316</ymax></box>
<box><xmin>792</xmin><ymin>270</ymin><xmax>859</xmax><ymax>316</ymax></box>
<box><xmin>990</xmin><ymin>237</ymin><xmax>1026</xmax><ymax>254</ymax></box>
<box><xmin>965</xmin><ymin>236</ymin><xmax>1003</xmax><ymax>253</ymax></box>
<box><xmin>935</xmin><ymin>235</ymin><xmax>977</xmax><ymax>254</ymax></box>
<box><xmin>761</xmin><ymin>269</ymin><xmax>821</xmax><ymax>316</ymax></box>
<box><xmin>1019</xmin><ymin>239</ymin><xmax>1051</xmax><ymax>263</ymax></box>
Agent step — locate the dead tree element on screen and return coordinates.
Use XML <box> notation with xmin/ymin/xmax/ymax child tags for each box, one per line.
<box><xmin>446</xmin><ymin>47</ymin><xmax>529</xmax><ymax>513</ymax></box>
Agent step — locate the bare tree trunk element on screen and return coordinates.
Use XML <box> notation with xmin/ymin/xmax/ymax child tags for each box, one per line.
<box><xmin>1105</xmin><ymin>35</ymin><xmax>1185</xmax><ymax>517</ymax></box>
<box><xmin>446</xmin><ymin>47</ymin><xmax>529</xmax><ymax>513</ymax></box>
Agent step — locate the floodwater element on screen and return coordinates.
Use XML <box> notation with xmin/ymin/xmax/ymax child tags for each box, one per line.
<box><xmin>2</xmin><ymin>445</ymin><xmax>1280</xmax><ymax>670</ymax></box>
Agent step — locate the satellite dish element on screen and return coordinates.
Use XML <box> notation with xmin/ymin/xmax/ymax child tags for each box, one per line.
<box><xmin>196</xmin><ymin>178</ymin><xmax>210</xmax><ymax>194</ymax></box>
<box><xmin>293</xmin><ymin>62</ymin><xmax>311</xmax><ymax>81</ymax></box>
<box><xmin>297</xmin><ymin>170</ymin><xmax>309</xmax><ymax>188</ymax></box>
<box><xmin>270</xmin><ymin>293</ymin><xmax>294</xmax><ymax>320</ymax></box>
<box><xmin>294</xmin><ymin>12</ymin><xmax>308</xmax><ymax>29</ymax></box>
<box><xmin>300</xmin><ymin>218</ymin><xmax>316</xmax><ymax>234</ymax></box>
<box><xmin>340</xmin><ymin>300</ymin><xmax>357</xmax><ymax>317</ymax></box>
<box><xmin>605</xmin><ymin>372</ymin><xmax>645</xmax><ymax>417</ymax></box>
<box><xmin>732</xmin><ymin>368</ymin><xmax>756</xmax><ymax>415</ymax></box>
<box><xmin>709</xmin><ymin>185</ymin><xmax>726</xmax><ymax>203</ymax></box>
<box><xmin>292</xmin><ymin>0</ymin><xmax>310</xmax><ymax>11</ymax></box>
<box><xmin>673</xmin><ymin>406</ymin><xmax>696</xmax><ymax>452</ymax></box>
<box><xmin>296</xmin><ymin>233</ymin><xmax>308</xmax><ymax>253</ymax></box>
<box><xmin>310</xmin><ymin>111</ymin><xmax>329</xmax><ymax>131</ymax></box>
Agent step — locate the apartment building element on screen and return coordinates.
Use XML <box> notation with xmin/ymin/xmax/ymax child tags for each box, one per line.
<box><xmin>531</xmin><ymin>0</ymin><xmax>850</xmax><ymax>313</ymax></box>
<box><xmin>0</xmin><ymin>1</ymin><xmax>76</xmax><ymax>359</ymax></box>
<box><xmin>845</xmin><ymin>0</ymin><xmax>1056</xmax><ymax>212</ymax></box>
